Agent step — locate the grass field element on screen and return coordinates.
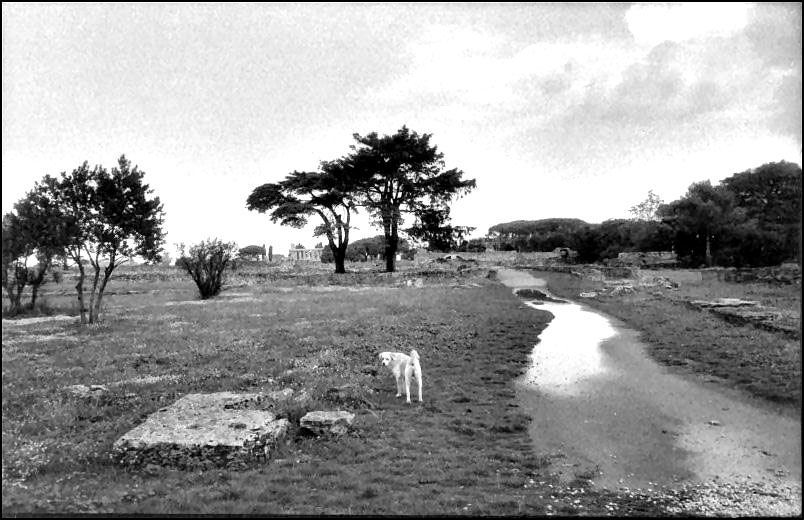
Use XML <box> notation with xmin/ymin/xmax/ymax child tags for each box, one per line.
<box><xmin>5</xmin><ymin>263</ymin><xmax>799</xmax><ymax>514</ymax></box>
<box><xmin>2</xmin><ymin>264</ymin><xmax>686</xmax><ymax>515</ymax></box>
<box><xmin>533</xmin><ymin>269</ymin><xmax>802</xmax><ymax>413</ymax></box>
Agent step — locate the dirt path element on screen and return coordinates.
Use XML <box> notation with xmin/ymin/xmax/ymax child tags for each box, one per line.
<box><xmin>496</xmin><ymin>269</ymin><xmax>801</xmax><ymax>511</ymax></box>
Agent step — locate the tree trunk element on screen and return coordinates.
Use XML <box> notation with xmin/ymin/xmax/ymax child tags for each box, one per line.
<box><xmin>334</xmin><ymin>252</ymin><xmax>346</xmax><ymax>274</ymax></box>
<box><xmin>92</xmin><ymin>265</ymin><xmax>114</xmax><ymax>322</ymax></box>
<box><xmin>705</xmin><ymin>234</ymin><xmax>713</xmax><ymax>267</ymax></box>
<box><xmin>6</xmin><ymin>283</ymin><xmax>23</xmax><ymax>315</ymax></box>
<box><xmin>30</xmin><ymin>284</ymin><xmax>39</xmax><ymax>310</ymax></box>
<box><xmin>12</xmin><ymin>287</ymin><xmax>23</xmax><ymax>314</ymax></box>
<box><xmin>3</xmin><ymin>285</ymin><xmax>14</xmax><ymax>314</ymax></box>
<box><xmin>383</xmin><ymin>208</ymin><xmax>399</xmax><ymax>273</ymax></box>
<box><xmin>384</xmin><ymin>233</ymin><xmax>398</xmax><ymax>273</ymax></box>
<box><xmin>75</xmin><ymin>263</ymin><xmax>87</xmax><ymax>324</ymax></box>
<box><xmin>29</xmin><ymin>259</ymin><xmax>51</xmax><ymax>310</ymax></box>
<box><xmin>8</xmin><ymin>265</ymin><xmax>27</xmax><ymax>314</ymax></box>
<box><xmin>88</xmin><ymin>264</ymin><xmax>101</xmax><ymax>323</ymax></box>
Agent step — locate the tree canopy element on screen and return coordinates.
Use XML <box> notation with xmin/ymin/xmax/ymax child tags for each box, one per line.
<box><xmin>629</xmin><ymin>190</ymin><xmax>664</xmax><ymax>221</ymax></box>
<box><xmin>49</xmin><ymin>156</ymin><xmax>164</xmax><ymax>323</ymax></box>
<box><xmin>247</xmin><ymin>166</ymin><xmax>357</xmax><ymax>273</ymax></box>
<box><xmin>658</xmin><ymin>162</ymin><xmax>802</xmax><ymax>266</ymax></box>
<box><xmin>2</xmin><ymin>176</ymin><xmax>78</xmax><ymax>313</ymax></box>
<box><xmin>335</xmin><ymin>126</ymin><xmax>476</xmax><ymax>271</ymax></box>
<box><xmin>405</xmin><ymin>206</ymin><xmax>475</xmax><ymax>252</ymax></box>
<box><xmin>488</xmin><ymin>218</ymin><xmax>589</xmax><ymax>238</ymax></box>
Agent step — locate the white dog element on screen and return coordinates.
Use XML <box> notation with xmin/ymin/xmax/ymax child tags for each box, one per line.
<box><xmin>378</xmin><ymin>350</ymin><xmax>423</xmax><ymax>403</ymax></box>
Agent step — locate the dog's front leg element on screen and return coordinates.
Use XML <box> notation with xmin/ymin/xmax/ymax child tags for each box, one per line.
<box><xmin>395</xmin><ymin>374</ymin><xmax>404</xmax><ymax>398</ymax></box>
<box><xmin>404</xmin><ymin>373</ymin><xmax>412</xmax><ymax>404</ymax></box>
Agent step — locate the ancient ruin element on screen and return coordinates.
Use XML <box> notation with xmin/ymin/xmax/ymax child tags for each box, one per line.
<box><xmin>287</xmin><ymin>245</ymin><xmax>324</xmax><ymax>261</ymax></box>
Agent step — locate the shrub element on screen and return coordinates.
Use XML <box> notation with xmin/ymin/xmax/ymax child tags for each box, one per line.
<box><xmin>178</xmin><ymin>239</ymin><xmax>237</xmax><ymax>299</ymax></box>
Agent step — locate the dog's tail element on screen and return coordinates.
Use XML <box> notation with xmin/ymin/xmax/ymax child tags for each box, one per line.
<box><xmin>410</xmin><ymin>349</ymin><xmax>419</xmax><ymax>362</ymax></box>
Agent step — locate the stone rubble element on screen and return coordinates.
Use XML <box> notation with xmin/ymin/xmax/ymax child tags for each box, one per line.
<box><xmin>62</xmin><ymin>384</ymin><xmax>109</xmax><ymax>398</ymax></box>
<box><xmin>300</xmin><ymin>410</ymin><xmax>355</xmax><ymax>435</ymax></box>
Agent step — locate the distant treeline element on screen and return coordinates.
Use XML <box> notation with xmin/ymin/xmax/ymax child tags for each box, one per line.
<box><xmin>320</xmin><ymin>235</ymin><xmax>414</xmax><ymax>263</ymax></box>
<box><xmin>486</xmin><ymin>161</ymin><xmax>801</xmax><ymax>268</ymax></box>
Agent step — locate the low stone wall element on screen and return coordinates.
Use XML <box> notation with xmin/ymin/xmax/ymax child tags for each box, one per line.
<box><xmin>414</xmin><ymin>250</ymin><xmax>562</xmax><ymax>266</ymax></box>
<box><xmin>616</xmin><ymin>251</ymin><xmax>678</xmax><ymax>267</ymax></box>
<box><xmin>520</xmin><ymin>264</ymin><xmax>637</xmax><ymax>279</ymax></box>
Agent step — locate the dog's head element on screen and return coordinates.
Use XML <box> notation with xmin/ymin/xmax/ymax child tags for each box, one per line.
<box><xmin>378</xmin><ymin>352</ymin><xmax>393</xmax><ymax>367</ymax></box>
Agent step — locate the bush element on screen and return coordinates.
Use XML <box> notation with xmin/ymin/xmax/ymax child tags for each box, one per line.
<box><xmin>178</xmin><ymin>239</ymin><xmax>237</xmax><ymax>299</ymax></box>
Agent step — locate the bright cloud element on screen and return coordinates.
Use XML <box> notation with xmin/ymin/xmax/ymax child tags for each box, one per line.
<box><xmin>625</xmin><ymin>2</ymin><xmax>751</xmax><ymax>46</ymax></box>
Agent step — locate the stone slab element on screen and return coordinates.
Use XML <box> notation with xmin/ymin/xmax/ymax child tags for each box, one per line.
<box><xmin>112</xmin><ymin>392</ymin><xmax>289</xmax><ymax>469</ymax></box>
<box><xmin>690</xmin><ymin>298</ymin><xmax>760</xmax><ymax>308</ymax></box>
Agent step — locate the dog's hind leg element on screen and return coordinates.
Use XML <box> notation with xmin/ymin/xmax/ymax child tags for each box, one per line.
<box><xmin>404</xmin><ymin>372</ymin><xmax>412</xmax><ymax>404</ymax></box>
<box><xmin>415</xmin><ymin>366</ymin><xmax>423</xmax><ymax>402</ymax></box>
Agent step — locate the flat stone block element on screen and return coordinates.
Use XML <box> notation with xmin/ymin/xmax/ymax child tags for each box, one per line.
<box><xmin>112</xmin><ymin>392</ymin><xmax>289</xmax><ymax>469</ymax></box>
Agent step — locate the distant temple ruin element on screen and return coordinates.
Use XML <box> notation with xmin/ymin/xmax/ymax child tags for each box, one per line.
<box><xmin>287</xmin><ymin>245</ymin><xmax>324</xmax><ymax>262</ymax></box>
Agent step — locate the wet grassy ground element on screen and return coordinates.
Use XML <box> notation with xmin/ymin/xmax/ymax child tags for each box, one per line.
<box><xmin>3</xmin><ymin>266</ymin><xmax>686</xmax><ymax>515</ymax></box>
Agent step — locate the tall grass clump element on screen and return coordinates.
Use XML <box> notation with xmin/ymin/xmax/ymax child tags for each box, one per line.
<box><xmin>178</xmin><ymin>239</ymin><xmax>237</xmax><ymax>299</ymax></box>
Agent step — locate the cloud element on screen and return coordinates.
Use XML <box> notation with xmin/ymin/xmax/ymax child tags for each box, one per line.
<box><xmin>625</xmin><ymin>3</ymin><xmax>751</xmax><ymax>46</ymax></box>
<box><xmin>744</xmin><ymin>2</ymin><xmax>802</xmax><ymax>70</ymax></box>
<box><xmin>769</xmin><ymin>72</ymin><xmax>803</xmax><ymax>144</ymax></box>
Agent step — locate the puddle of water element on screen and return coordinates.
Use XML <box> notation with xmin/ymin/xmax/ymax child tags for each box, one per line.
<box><xmin>499</xmin><ymin>268</ymin><xmax>801</xmax><ymax>497</ymax></box>
<box><xmin>522</xmin><ymin>300</ymin><xmax>616</xmax><ymax>395</ymax></box>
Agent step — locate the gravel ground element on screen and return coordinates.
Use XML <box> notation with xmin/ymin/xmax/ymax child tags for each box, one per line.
<box><xmin>654</xmin><ymin>478</ymin><xmax>800</xmax><ymax>516</ymax></box>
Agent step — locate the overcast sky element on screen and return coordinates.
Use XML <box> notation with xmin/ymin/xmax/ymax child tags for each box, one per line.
<box><xmin>3</xmin><ymin>2</ymin><xmax>801</xmax><ymax>255</ymax></box>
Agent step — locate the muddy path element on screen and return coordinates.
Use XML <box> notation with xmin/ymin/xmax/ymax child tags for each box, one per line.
<box><xmin>496</xmin><ymin>269</ymin><xmax>801</xmax><ymax>499</ymax></box>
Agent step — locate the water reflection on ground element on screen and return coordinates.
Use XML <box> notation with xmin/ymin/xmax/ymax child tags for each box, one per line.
<box><xmin>522</xmin><ymin>300</ymin><xmax>616</xmax><ymax>395</ymax></box>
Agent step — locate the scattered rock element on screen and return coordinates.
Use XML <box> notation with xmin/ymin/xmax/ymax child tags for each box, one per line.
<box><xmin>515</xmin><ymin>288</ymin><xmax>567</xmax><ymax>303</ymax></box>
<box><xmin>266</xmin><ymin>388</ymin><xmax>295</xmax><ymax>401</ymax></box>
<box><xmin>707</xmin><ymin>420</ymin><xmax>722</xmax><ymax>426</ymax></box>
<box><xmin>436</xmin><ymin>254</ymin><xmax>477</xmax><ymax>263</ymax></box>
<box><xmin>609</xmin><ymin>285</ymin><xmax>635</xmax><ymax>296</ymax></box>
<box><xmin>63</xmin><ymin>384</ymin><xmax>109</xmax><ymax>398</ymax></box>
<box><xmin>112</xmin><ymin>374</ymin><xmax>182</xmax><ymax>386</ymax></box>
<box><xmin>292</xmin><ymin>389</ymin><xmax>312</xmax><ymax>405</ymax></box>
<box><xmin>579</xmin><ymin>292</ymin><xmax>598</xmax><ymax>298</ymax></box>
<box><xmin>300</xmin><ymin>410</ymin><xmax>355</xmax><ymax>435</ymax></box>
